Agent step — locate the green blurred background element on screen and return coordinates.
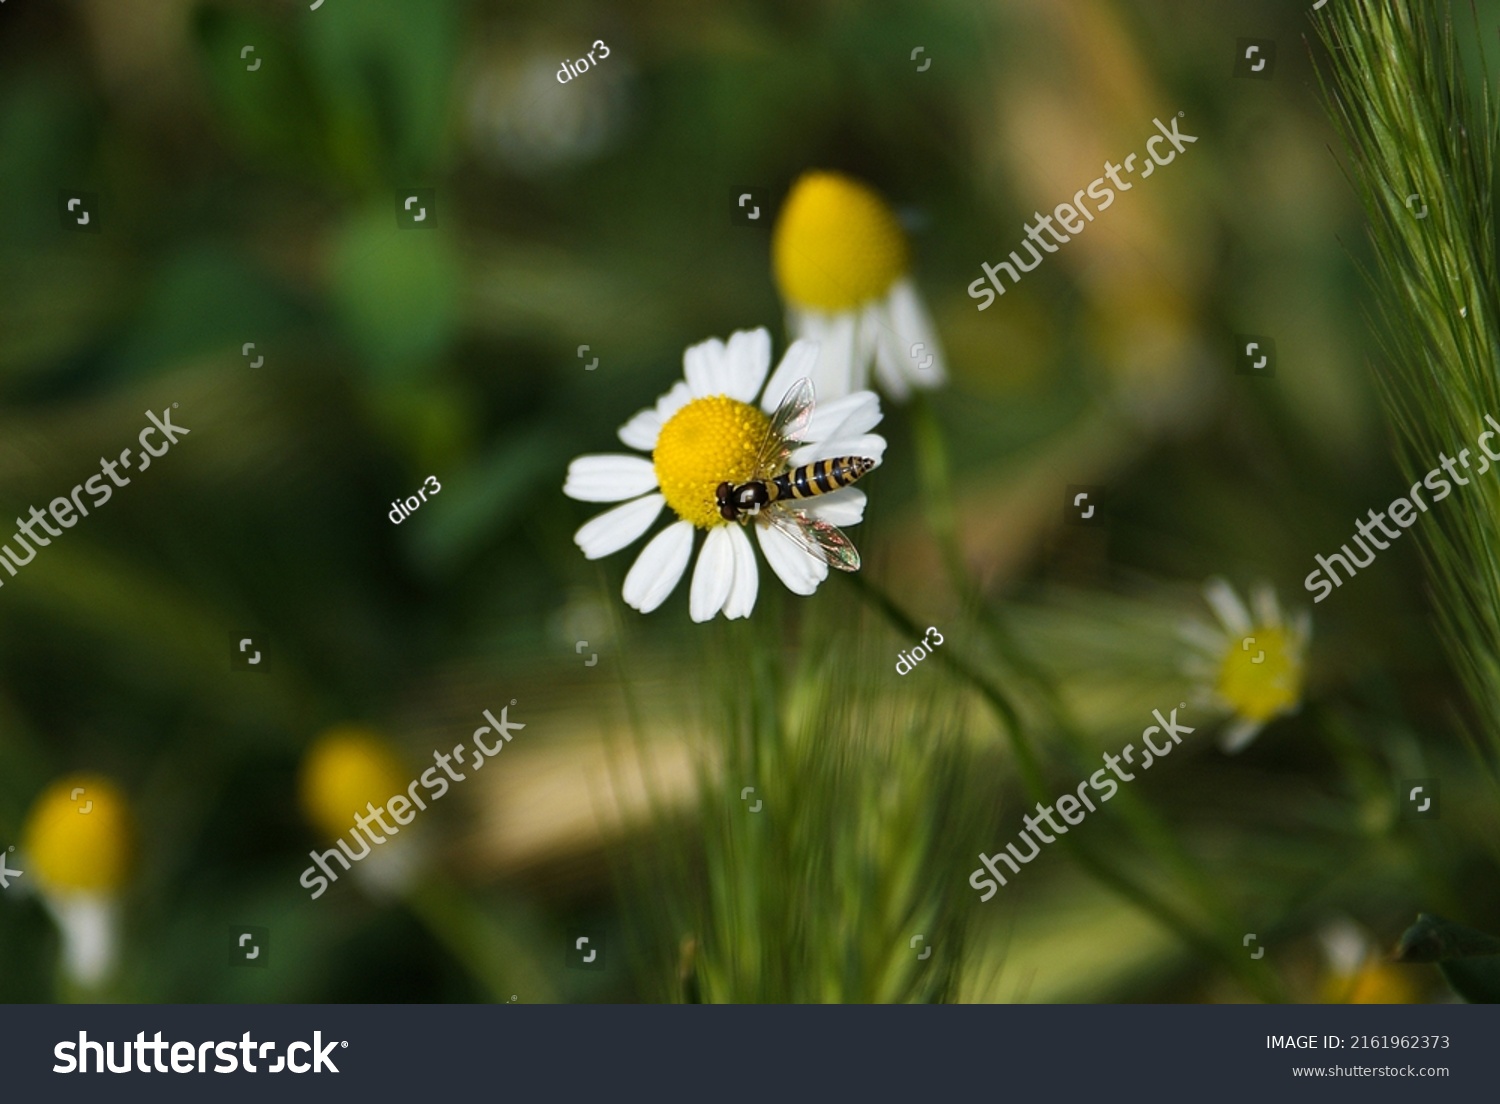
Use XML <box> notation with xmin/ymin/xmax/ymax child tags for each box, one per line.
<box><xmin>1</xmin><ymin>0</ymin><xmax>1496</xmax><ymax>1003</ymax></box>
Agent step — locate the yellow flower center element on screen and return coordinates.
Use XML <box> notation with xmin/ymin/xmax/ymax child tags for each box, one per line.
<box><xmin>654</xmin><ymin>396</ymin><xmax>772</xmax><ymax>529</ymax></box>
<box><xmin>1322</xmin><ymin>961</ymin><xmax>1420</xmax><ymax>1004</ymax></box>
<box><xmin>773</xmin><ymin>171</ymin><xmax>909</xmax><ymax>311</ymax></box>
<box><xmin>1215</xmin><ymin>625</ymin><xmax>1303</xmax><ymax>722</ymax></box>
<box><xmin>23</xmin><ymin>774</ymin><xmax>132</xmax><ymax>894</ymax></box>
<box><xmin>300</xmin><ymin>725</ymin><xmax>409</xmax><ymax>841</ymax></box>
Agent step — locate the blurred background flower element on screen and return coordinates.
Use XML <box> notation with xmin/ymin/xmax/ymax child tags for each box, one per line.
<box><xmin>299</xmin><ymin>724</ymin><xmax>421</xmax><ymax>897</ymax></box>
<box><xmin>21</xmin><ymin>774</ymin><xmax>133</xmax><ymax>993</ymax></box>
<box><xmin>1183</xmin><ymin>579</ymin><xmax>1311</xmax><ymax>754</ymax></box>
<box><xmin>1316</xmin><ymin>917</ymin><xmax>1421</xmax><ymax>1005</ymax></box>
<box><xmin>772</xmin><ymin>170</ymin><xmax>947</xmax><ymax>399</ymax></box>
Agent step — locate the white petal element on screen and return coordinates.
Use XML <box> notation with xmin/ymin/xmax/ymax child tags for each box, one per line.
<box><xmin>723</xmin><ymin>328</ymin><xmax>772</xmax><ymax>402</ymax></box>
<box><xmin>827</xmin><ymin>310</ymin><xmax>863</xmax><ymax>398</ymax></box>
<box><xmin>885</xmin><ymin>277</ymin><xmax>946</xmax><ymax>391</ymax></box>
<box><xmin>690</xmin><ymin>525</ymin><xmax>736</xmax><ymax>622</ymax></box>
<box><xmin>784</xmin><ymin>305</ymin><xmax>816</xmax><ymax>342</ymax></box>
<box><xmin>1290</xmin><ymin>608</ymin><xmax>1313</xmax><ymax>648</ymax></box>
<box><xmin>618</xmin><ymin>408</ymin><xmax>662</xmax><ymax>450</ymax></box>
<box><xmin>868</xmin><ymin>301</ymin><xmax>912</xmax><ymax>401</ymax></box>
<box><xmin>621</xmin><ymin>382</ymin><xmax>696</xmax><ymax>450</ymax></box>
<box><xmin>722</xmin><ymin>523</ymin><xmax>759</xmax><ymax>618</ymax></box>
<box><xmin>656</xmin><ymin>380</ymin><xmax>694</xmax><ymax>422</ymax></box>
<box><xmin>1181</xmin><ymin>658</ymin><xmax>1217</xmax><ymax>679</ymax></box>
<box><xmin>46</xmin><ymin>894</ymin><xmax>118</xmax><ymax>989</ymax></box>
<box><xmin>1203</xmin><ymin>577</ymin><xmax>1252</xmax><ymax>636</ymax></box>
<box><xmin>776</xmin><ymin>310</ymin><xmax>858</xmax><ymax>402</ymax></box>
<box><xmin>1179</xmin><ymin>620</ymin><xmax>1230</xmax><ymax>654</ymax></box>
<box><xmin>684</xmin><ymin>336</ymin><xmax>731</xmax><ymax>397</ymax></box>
<box><xmin>1187</xmin><ymin>686</ymin><xmax>1217</xmax><ymax>712</ymax></box>
<box><xmin>790</xmin><ymin>433</ymin><xmax>887</xmax><ymax>467</ymax></box>
<box><xmin>803</xmin><ymin>487</ymin><xmax>866</xmax><ymax>527</ymax></box>
<box><xmin>1219</xmin><ymin>716</ymin><xmax>1264</xmax><ymax>754</ymax></box>
<box><xmin>354</xmin><ymin>838</ymin><xmax>421</xmax><ymax>899</ymax></box>
<box><xmin>1319</xmin><ymin>919</ymin><xmax>1371</xmax><ymax>978</ymax></box>
<box><xmin>574</xmin><ymin>495</ymin><xmax>664</xmax><ymax>560</ymax></box>
<box><xmin>1250</xmin><ymin>582</ymin><xmax>1282</xmax><ymax>628</ymax></box>
<box><xmin>761</xmin><ymin>337</ymin><xmax>823</xmax><ymax>413</ymax></box>
<box><xmin>755</xmin><ymin>521</ymin><xmax>828</xmax><ymax>596</ymax></box>
<box><xmin>805</xmin><ymin>391</ymin><xmax>882</xmax><ymax>442</ymax></box>
<box><xmin>564</xmin><ymin>455</ymin><xmax>658</xmax><ymax>502</ymax></box>
<box><xmin>623</xmin><ymin>521</ymin><xmax>695</xmax><ymax>613</ymax></box>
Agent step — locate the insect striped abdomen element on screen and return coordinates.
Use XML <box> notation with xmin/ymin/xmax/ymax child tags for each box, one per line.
<box><xmin>769</xmin><ymin>456</ymin><xmax>874</xmax><ymax>503</ymax></box>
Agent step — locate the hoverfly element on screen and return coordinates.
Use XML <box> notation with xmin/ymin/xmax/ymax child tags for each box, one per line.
<box><xmin>714</xmin><ymin>378</ymin><xmax>876</xmax><ymax>571</ymax></box>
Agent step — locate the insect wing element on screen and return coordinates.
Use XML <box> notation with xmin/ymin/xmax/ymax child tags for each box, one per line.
<box><xmin>750</xmin><ymin>378</ymin><xmax>816</xmax><ymax>479</ymax></box>
<box><xmin>768</xmin><ymin>377</ymin><xmax>815</xmax><ymax>445</ymax></box>
<box><xmin>763</xmin><ymin>505</ymin><xmax>861</xmax><ymax>572</ymax></box>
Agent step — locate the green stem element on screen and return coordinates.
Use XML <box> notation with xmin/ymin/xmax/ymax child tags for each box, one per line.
<box><xmin>403</xmin><ymin>874</ymin><xmax>552</xmax><ymax>1003</ymax></box>
<box><xmin>846</xmin><ymin>570</ymin><xmax>1034</xmax><ymax>786</ymax></box>
<box><xmin>914</xmin><ymin>397</ymin><xmax>1212</xmax><ymax>880</ymax></box>
<box><xmin>910</xmin><ymin>393</ymin><xmax>968</xmax><ymax>590</ymax></box>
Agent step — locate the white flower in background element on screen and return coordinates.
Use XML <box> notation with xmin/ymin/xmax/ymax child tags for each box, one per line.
<box><xmin>771</xmin><ymin>170</ymin><xmax>945</xmax><ymax>402</ymax></box>
<box><xmin>21</xmin><ymin>774</ymin><xmax>133</xmax><ymax>990</ymax></box>
<box><xmin>564</xmin><ymin>328</ymin><xmax>886</xmax><ymax>621</ymax></box>
<box><xmin>1182</xmin><ymin>578</ymin><xmax>1311</xmax><ymax>753</ymax></box>
<box><xmin>464</xmin><ymin>38</ymin><xmax>631</xmax><ymax>175</ymax></box>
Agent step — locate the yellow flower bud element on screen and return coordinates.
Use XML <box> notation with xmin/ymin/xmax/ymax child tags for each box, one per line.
<box><xmin>773</xmin><ymin>170</ymin><xmax>909</xmax><ymax>312</ymax></box>
<box><xmin>22</xmin><ymin>774</ymin><xmax>132</xmax><ymax>895</ymax></box>
<box><xmin>300</xmin><ymin>725</ymin><xmax>409</xmax><ymax>841</ymax></box>
<box><xmin>1322</xmin><ymin>961</ymin><xmax>1421</xmax><ymax>1004</ymax></box>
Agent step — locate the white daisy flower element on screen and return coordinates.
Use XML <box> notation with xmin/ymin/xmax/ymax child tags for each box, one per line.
<box><xmin>1181</xmin><ymin>578</ymin><xmax>1312</xmax><ymax>754</ymax></box>
<box><xmin>771</xmin><ymin>170</ymin><xmax>946</xmax><ymax>402</ymax></box>
<box><xmin>564</xmin><ymin>327</ymin><xmax>886</xmax><ymax>622</ymax></box>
